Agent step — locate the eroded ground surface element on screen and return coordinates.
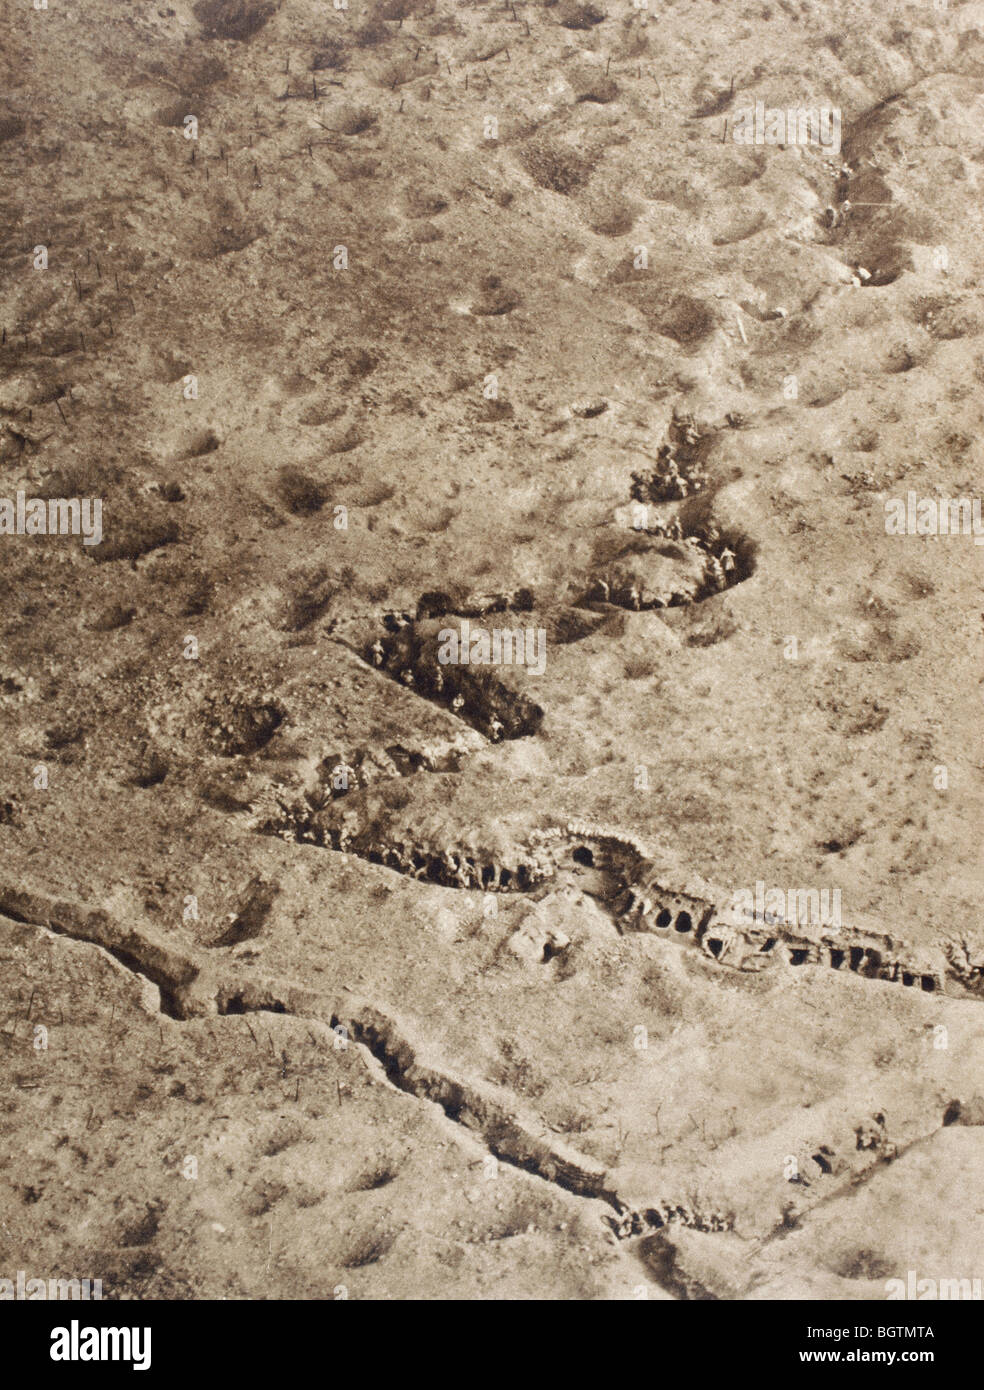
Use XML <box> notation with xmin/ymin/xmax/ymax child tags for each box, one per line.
<box><xmin>2</xmin><ymin>0</ymin><xmax>984</xmax><ymax>1299</ymax></box>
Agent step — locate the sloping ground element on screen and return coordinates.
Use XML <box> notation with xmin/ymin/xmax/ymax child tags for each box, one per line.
<box><xmin>0</xmin><ymin>916</ymin><xmax>641</xmax><ymax>1300</ymax></box>
<box><xmin>2</xmin><ymin>0</ymin><xmax>984</xmax><ymax>1298</ymax></box>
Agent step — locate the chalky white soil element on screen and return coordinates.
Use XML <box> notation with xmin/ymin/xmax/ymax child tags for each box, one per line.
<box><xmin>2</xmin><ymin>0</ymin><xmax>984</xmax><ymax>1299</ymax></box>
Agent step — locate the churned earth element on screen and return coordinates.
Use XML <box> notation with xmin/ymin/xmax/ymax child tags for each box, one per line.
<box><xmin>1</xmin><ymin>0</ymin><xmax>984</xmax><ymax>1299</ymax></box>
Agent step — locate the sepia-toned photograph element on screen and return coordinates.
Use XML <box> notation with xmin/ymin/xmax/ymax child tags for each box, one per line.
<box><xmin>1</xmin><ymin>0</ymin><xmax>981</xmax><ymax>1353</ymax></box>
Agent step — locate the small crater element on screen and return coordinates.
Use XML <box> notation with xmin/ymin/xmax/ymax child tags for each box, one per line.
<box><xmin>352</xmin><ymin>479</ymin><xmax>395</xmax><ymax>508</ymax></box>
<box><xmin>377</xmin><ymin>0</ymin><xmax>435</xmax><ymax>18</ymax></box>
<box><xmin>656</xmin><ymin>295</ymin><xmax>717</xmax><ymax>347</ymax></box>
<box><xmin>470</xmin><ymin>276</ymin><xmax>521</xmax><ymax>317</ymax></box>
<box><xmin>351</xmin><ymin>1163</ymin><xmax>399</xmax><ymax>1191</ymax></box>
<box><xmin>130</xmin><ymin>751</ymin><xmax>169</xmax><ymax>788</ymax></box>
<box><xmin>156</xmin><ymin>101</ymin><xmax>200</xmax><ymax>128</ymax></box>
<box><xmin>588</xmin><ymin>198</ymin><xmax>638</xmax><ymax>237</ymax></box>
<box><xmin>118</xmin><ymin>1203</ymin><xmax>162</xmax><ymax>1248</ymax></box>
<box><xmin>206</xmin><ymin>878</ymin><xmax>277</xmax><ymax>948</ymax></box>
<box><xmin>692</xmin><ymin>84</ymin><xmax>735</xmax><ymax>119</ymax></box>
<box><xmin>403</xmin><ymin>187</ymin><xmax>447</xmax><ymax>219</ymax></box>
<box><xmin>340</xmin><ymin>1229</ymin><xmax>396</xmax><ymax>1269</ymax></box>
<box><xmin>206</xmin><ymin>700</ymin><xmax>286</xmax><ymax>756</ymax></box>
<box><xmin>279</xmin><ymin>566</ymin><xmax>336</xmax><ymax>632</ymax></box>
<box><xmin>853</xmin><ymin>244</ymin><xmax>912</xmax><ymax>288</ymax></box>
<box><xmin>193</xmin><ymin>0</ymin><xmax>278</xmax><ymax>41</ymax></box>
<box><xmin>180</xmin><ymin>429</ymin><xmax>221</xmax><ymax>458</ymax></box>
<box><xmin>90</xmin><ymin>517</ymin><xmax>181</xmax><ymax>563</ymax></box>
<box><xmin>260</xmin><ymin>1118</ymin><xmax>302</xmax><ymax>1157</ymax></box>
<box><xmin>243</xmin><ymin>1180</ymin><xmax>288</xmax><ymax>1217</ymax></box>
<box><xmin>571</xmin><ymin>398</ymin><xmax>607</xmax><ymax>418</ymax></box>
<box><xmin>335</xmin><ymin>106</ymin><xmax>378</xmax><ymax>136</ymax></box>
<box><xmin>832</xmin><ymin>1249</ymin><xmax>895</xmax><ymax>1281</ymax></box>
<box><xmin>558</xmin><ymin>1</ymin><xmax>605</xmax><ymax>30</ymax></box>
<box><xmin>88</xmin><ymin>603</ymin><xmax>136</xmax><ymax>632</ymax></box>
<box><xmin>327</xmin><ymin>424</ymin><xmax>364</xmax><ymax>454</ymax></box>
<box><xmin>479</xmin><ymin>397</ymin><xmax>515</xmax><ymax>422</ymax></box>
<box><xmin>276</xmin><ymin>465</ymin><xmax>329</xmax><ymax>515</ymax></box>
<box><xmin>521</xmin><ymin>139</ymin><xmax>593</xmax><ymax>196</ymax></box>
<box><xmin>571</xmin><ymin>72</ymin><xmax>618</xmax><ymax>104</ymax></box>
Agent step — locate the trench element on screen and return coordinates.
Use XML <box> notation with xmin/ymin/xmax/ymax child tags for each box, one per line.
<box><xmin>0</xmin><ymin>897</ymin><xmax>730</xmax><ymax>1249</ymax></box>
<box><xmin>354</xmin><ymin>459</ymin><xmax>755</xmax><ymax>739</ymax></box>
<box><xmin>257</xmin><ymin>804</ymin><xmax>957</xmax><ymax>1003</ymax></box>
<box><xmin>0</xmin><ymin>896</ymin><xmax>198</xmax><ymax>1021</ymax></box>
<box><xmin>3</xmin><ymin>894</ymin><xmax>949</xmax><ymax>1285</ymax></box>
